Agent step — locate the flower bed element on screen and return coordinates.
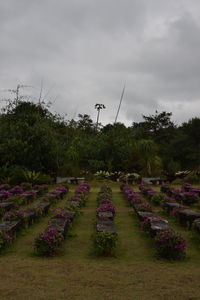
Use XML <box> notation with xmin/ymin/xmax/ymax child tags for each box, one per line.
<box><xmin>94</xmin><ymin>185</ymin><xmax>117</xmax><ymax>256</ymax></box>
<box><xmin>34</xmin><ymin>183</ymin><xmax>90</xmax><ymax>256</ymax></box>
<box><xmin>34</xmin><ymin>228</ymin><xmax>64</xmax><ymax>256</ymax></box>
<box><xmin>154</xmin><ymin>229</ymin><xmax>186</xmax><ymax>260</ymax></box>
<box><xmin>0</xmin><ymin>185</ymin><xmax>69</xmax><ymax>252</ymax></box>
<box><xmin>121</xmin><ymin>184</ymin><xmax>186</xmax><ymax>260</ymax></box>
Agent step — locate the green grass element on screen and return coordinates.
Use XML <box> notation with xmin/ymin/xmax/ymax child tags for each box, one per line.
<box><xmin>0</xmin><ymin>183</ymin><xmax>200</xmax><ymax>300</ymax></box>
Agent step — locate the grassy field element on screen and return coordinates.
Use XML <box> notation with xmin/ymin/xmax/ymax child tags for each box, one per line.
<box><xmin>0</xmin><ymin>182</ymin><xmax>200</xmax><ymax>300</ymax></box>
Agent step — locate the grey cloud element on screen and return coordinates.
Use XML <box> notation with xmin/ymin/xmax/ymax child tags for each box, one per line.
<box><xmin>0</xmin><ymin>1</ymin><xmax>200</xmax><ymax>125</ymax></box>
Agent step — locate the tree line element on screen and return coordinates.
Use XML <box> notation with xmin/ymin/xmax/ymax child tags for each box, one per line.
<box><xmin>0</xmin><ymin>100</ymin><xmax>199</xmax><ymax>180</ymax></box>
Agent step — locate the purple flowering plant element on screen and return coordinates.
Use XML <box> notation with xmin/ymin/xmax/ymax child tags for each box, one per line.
<box><xmin>34</xmin><ymin>228</ymin><xmax>64</xmax><ymax>256</ymax></box>
<box><xmin>154</xmin><ymin>229</ymin><xmax>186</xmax><ymax>260</ymax></box>
<box><xmin>182</xmin><ymin>192</ymin><xmax>199</xmax><ymax>205</ymax></box>
<box><xmin>3</xmin><ymin>209</ymin><xmax>25</xmax><ymax>222</ymax></box>
<box><xmin>55</xmin><ymin>186</ymin><xmax>68</xmax><ymax>194</ymax></box>
<box><xmin>96</xmin><ymin>203</ymin><xmax>116</xmax><ymax>215</ymax></box>
<box><xmin>0</xmin><ymin>184</ymin><xmax>10</xmax><ymax>190</ymax></box>
<box><xmin>140</xmin><ymin>215</ymin><xmax>161</xmax><ymax>231</ymax></box>
<box><xmin>52</xmin><ymin>208</ymin><xmax>68</xmax><ymax>219</ymax></box>
<box><xmin>10</xmin><ymin>186</ymin><xmax>24</xmax><ymax>195</ymax></box>
<box><xmin>171</xmin><ymin>205</ymin><xmax>189</xmax><ymax>217</ymax></box>
<box><xmin>0</xmin><ymin>190</ymin><xmax>12</xmax><ymax>199</ymax></box>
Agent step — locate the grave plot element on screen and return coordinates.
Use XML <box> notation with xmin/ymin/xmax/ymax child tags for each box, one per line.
<box><xmin>0</xmin><ymin>186</ymin><xmax>69</xmax><ymax>252</ymax></box>
<box><xmin>0</xmin><ymin>183</ymin><xmax>50</xmax><ymax>216</ymax></box>
<box><xmin>34</xmin><ymin>183</ymin><xmax>90</xmax><ymax>256</ymax></box>
<box><xmin>160</xmin><ymin>183</ymin><xmax>200</xmax><ymax>205</ymax></box>
<box><xmin>121</xmin><ymin>184</ymin><xmax>186</xmax><ymax>260</ymax></box>
<box><xmin>93</xmin><ymin>185</ymin><xmax>117</xmax><ymax>256</ymax></box>
<box><xmin>140</xmin><ymin>183</ymin><xmax>200</xmax><ymax>232</ymax></box>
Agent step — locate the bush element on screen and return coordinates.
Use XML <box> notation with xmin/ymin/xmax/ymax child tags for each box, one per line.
<box><xmin>154</xmin><ymin>229</ymin><xmax>186</xmax><ymax>260</ymax></box>
<box><xmin>96</xmin><ymin>203</ymin><xmax>116</xmax><ymax>215</ymax></box>
<box><xmin>0</xmin><ymin>231</ymin><xmax>12</xmax><ymax>252</ymax></box>
<box><xmin>24</xmin><ymin>171</ymin><xmax>53</xmax><ymax>184</ymax></box>
<box><xmin>20</xmin><ymin>182</ymin><xmax>32</xmax><ymax>190</ymax></box>
<box><xmin>9</xmin><ymin>195</ymin><xmax>24</xmax><ymax>206</ymax></box>
<box><xmin>152</xmin><ymin>193</ymin><xmax>164</xmax><ymax>205</ymax></box>
<box><xmin>3</xmin><ymin>210</ymin><xmax>25</xmax><ymax>222</ymax></box>
<box><xmin>9</xmin><ymin>166</ymin><xmax>26</xmax><ymax>185</ymax></box>
<box><xmin>136</xmin><ymin>202</ymin><xmax>153</xmax><ymax>212</ymax></box>
<box><xmin>184</xmin><ymin>174</ymin><xmax>200</xmax><ymax>184</ymax></box>
<box><xmin>94</xmin><ymin>231</ymin><xmax>118</xmax><ymax>256</ymax></box>
<box><xmin>34</xmin><ymin>228</ymin><xmax>64</xmax><ymax>256</ymax></box>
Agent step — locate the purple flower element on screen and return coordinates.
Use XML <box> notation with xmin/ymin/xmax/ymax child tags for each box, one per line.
<box><xmin>10</xmin><ymin>186</ymin><xmax>24</xmax><ymax>194</ymax></box>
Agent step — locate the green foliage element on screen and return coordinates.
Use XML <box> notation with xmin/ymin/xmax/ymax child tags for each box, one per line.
<box><xmin>23</xmin><ymin>170</ymin><xmax>41</xmax><ymax>183</ymax></box>
<box><xmin>154</xmin><ymin>229</ymin><xmax>186</xmax><ymax>260</ymax></box>
<box><xmin>0</xmin><ymin>97</ymin><xmax>199</xmax><ymax>176</ymax></box>
<box><xmin>0</xmin><ymin>231</ymin><xmax>12</xmax><ymax>252</ymax></box>
<box><xmin>183</xmin><ymin>174</ymin><xmax>200</xmax><ymax>184</ymax></box>
<box><xmin>93</xmin><ymin>231</ymin><xmax>118</xmax><ymax>256</ymax></box>
<box><xmin>9</xmin><ymin>195</ymin><xmax>24</xmax><ymax>206</ymax></box>
<box><xmin>151</xmin><ymin>193</ymin><xmax>164</xmax><ymax>205</ymax></box>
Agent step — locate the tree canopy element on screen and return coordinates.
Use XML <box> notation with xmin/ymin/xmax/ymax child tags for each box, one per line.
<box><xmin>0</xmin><ymin>100</ymin><xmax>199</xmax><ymax>178</ymax></box>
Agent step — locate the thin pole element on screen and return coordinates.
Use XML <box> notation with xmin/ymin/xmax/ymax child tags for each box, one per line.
<box><xmin>96</xmin><ymin>108</ymin><xmax>100</xmax><ymax>130</ymax></box>
<box><xmin>114</xmin><ymin>84</ymin><xmax>125</xmax><ymax>124</ymax></box>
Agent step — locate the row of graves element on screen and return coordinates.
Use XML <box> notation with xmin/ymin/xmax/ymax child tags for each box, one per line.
<box><xmin>94</xmin><ymin>185</ymin><xmax>117</xmax><ymax>256</ymax></box>
<box><xmin>139</xmin><ymin>183</ymin><xmax>200</xmax><ymax>234</ymax></box>
<box><xmin>34</xmin><ymin>183</ymin><xmax>90</xmax><ymax>256</ymax></box>
<box><xmin>0</xmin><ymin>183</ymin><xmax>50</xmax><ymax>215</ymax></box>
<box><xmin>161</xmin><ymin>183</ymin><xmax>200</xmax><ymax>233</ymax></box>
<box><xmin>121</xmin><ymin>184</ymin><xmax>186</xmax><ymax>260</ymax></box>
<box><xmin>0</xmin><ymin>184</ymin><xmax>69</xmax><ymax>252</ymax></box>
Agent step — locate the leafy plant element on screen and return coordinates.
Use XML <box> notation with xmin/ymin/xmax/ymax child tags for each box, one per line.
<box><xmin>154</xmin><ymin>229</ymin><xmax>186</xmax><ymax>260</ymax></box>
<box><xmin>93</xmin><ymin>231</ymin><xmax>118</xmax><ymax>256</ymax></box>
<box><xmin>34</xmin><ymin>228</ymin><xmax>64</xmax><ymax>256</ymax></box>
<box><xmin>136</xmin><ymin>202</ymin><xmax>153</xmax><ymax>212</ymax></box>
<box><xmin>3</xmin><ymin>209</ymin><xmax>25</xmax><ymax>222</ymax></box>
<box><xmin>151</xmin><ymin>193</ymin><xmax>164</xmax><ymax>205</ymax></box>
<box><xmin>0</xmin><ymin>231</ymin><xmax>12</xmax><ymax>252</ymax></box>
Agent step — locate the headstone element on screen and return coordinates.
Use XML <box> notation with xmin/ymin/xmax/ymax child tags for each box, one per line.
<box><xmin>97</xmin><ymin>211</ymin><xmax>114</xmax><ymax>221</ymax></box>
<box><xmin>178</xmin><ymin>209</ymin><xmax>200</xmax><ymax>229</ymax></box>
<box><xmin>96</xmin><ymin>220</ymin><xmax>116</xmax><ymax>234</ymax></box>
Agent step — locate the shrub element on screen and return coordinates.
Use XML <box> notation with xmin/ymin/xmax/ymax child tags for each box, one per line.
<box><xmin>96</xmin><ymin>203</ymin><xmax>116</xmax><ymax>215</ymax></box>
<box><xmin>52</xmin><ymin>208</ymin><xmax>69</xmax><ymax>219</ymax></box>
<box><xmin>171</xmin><ymin>205</ymin><xmax>189</xmax><ymax>217</ymax></box>
<box><xmin>0</xmin><ymin>190</ymin><xmax>12</xmax><ymax>199</ymax></box>
<box><xmin>152</xmin><ymin>193</ymin><xmax>164</xmax><ymax>205</ymax></box>
<box><xmin>3</xmin><ymin>209</ymin><xmax>25</xmax><ymax>222</ymax></box>
<box><xmin>0</xmin><ymin>184</ymin><xmax>10</xmax><ymax>190</ymax></box>
<box><xmin>154</xmin><ymin>229</ymin><xmax>186</xmax><ymax>260</ymax></box>
<box><xmin>10</xmin><ymin>186</ymin><xmax>24</xmax><ymax>195</ymax></box>
<box><xmin>182</xmin><ymin>192</ymin><xmax>199</xmax><ymax>205</ymax></box>
<box><xmin>0</xmin><ymin>231</ymin><xmax>13</xmax><ymax>252</ymax></box>
<box><xmin>34</xmin><ymin>228</ymin><xmax>64</xmax><ymax>256</ymax></box>
<box><xmin>140</xmin><ymin>215</ymin><xmax>161</xmax><ymax>231</ymax></box>
<box><xmin>9</xmin><ymin>195</ymin><xmax>24</xmax><ymax>206</ymax></box>
<box><xmin>94</xmin><ymin>231</ymin><xmax>118</xmax><ymax>256</ymax></box>
<box><xmin>34</xmin><ymin>184</ymin><xmax>48</xmax><ymax>195</ymax></box>
<box><xmin>184</xmin><ymin>174</ymin><xmax>200</xmax><ymax>184</ymax></box>
<box><xmin>136</xmin><ymin>202</ymin><xmax>153</xmax><ymax>212</ymax></box>
<box><xmin>20</xmin><ymin>182</ymin><xmax>32</xmax><ymax>190</ymax></box>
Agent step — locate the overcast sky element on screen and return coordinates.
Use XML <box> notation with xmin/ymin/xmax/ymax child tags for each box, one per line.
<box><xmin>1</xmin><ymin>0</ymin><xmax>200</xmax><ymax>125</ymax></box>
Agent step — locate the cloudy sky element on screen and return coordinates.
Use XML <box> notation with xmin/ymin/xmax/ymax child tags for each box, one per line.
<box><xmin>1</xmin><ymin>0</ymin><xmax>200</xmax><ymax>125</ymax></box>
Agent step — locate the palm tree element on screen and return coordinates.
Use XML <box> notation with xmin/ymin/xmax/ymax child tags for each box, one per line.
<box><xmin>137</xmin><ymin>139</ymin><xmax>162</xmax><ymax>176</ymax></box>
<box><xmin>95</xmin><ymin>103</ymin><xmax>106</xmax><ymax>130</ymax></box>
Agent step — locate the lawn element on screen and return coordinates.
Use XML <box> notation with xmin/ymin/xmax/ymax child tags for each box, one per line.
<box><xmin>0</xmin><ymin>182</ymin><xmax>200</xmax><ymax>300</ymax></box>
